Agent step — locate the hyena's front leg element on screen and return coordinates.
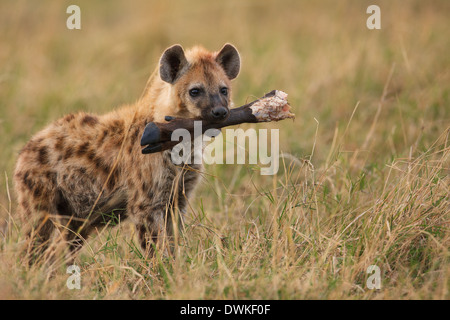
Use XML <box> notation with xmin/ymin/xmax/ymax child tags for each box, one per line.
<box><xmin>129</xmin><ymin>199</ymin><xmax>175</xmax><ymax>257</ymax></box>
<box><xmin>128</xmin><ymin>154</ymin><xmax>184</xmax><ymax>257</ymax></box>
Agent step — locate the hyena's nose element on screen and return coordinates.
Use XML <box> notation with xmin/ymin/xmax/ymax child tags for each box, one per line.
<box><xmin>211</xmin><ymin>106</ymin><xmax>229</xmax><ymax>120</ymax></box>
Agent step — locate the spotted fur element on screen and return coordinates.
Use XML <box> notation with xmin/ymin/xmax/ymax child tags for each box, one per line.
<box><xmin>13</xmin><ymin>44</ymin><xmax>240</xmax><ymax>257</ymax></box>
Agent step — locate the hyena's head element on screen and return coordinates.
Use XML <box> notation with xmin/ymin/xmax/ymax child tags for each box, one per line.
<box><xmin>159</xmin><ymin>44</ymin><xmax>240</xmax><ymax>122</ymax></box>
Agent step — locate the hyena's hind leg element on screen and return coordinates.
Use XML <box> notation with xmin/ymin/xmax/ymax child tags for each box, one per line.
<box><xmin>62</xmin><ymin>210</ymin><xmax>104</xmax><ymax>258</ymax></box>
<box><xmin>14</xmin><ymin>169</ymin><xmax>61</xmax><ymax>263</ymax></box>
<box><xmin>61</xmin><ymin>219</ymin><xmax>94</xmax><ymax>263</ymax></box>
<box><xmin>16</xmin><ymin>193</ymin><xmax>59</xmax><ymax>263</ymax></box>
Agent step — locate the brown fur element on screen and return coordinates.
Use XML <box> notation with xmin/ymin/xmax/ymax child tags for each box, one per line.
<box><xmin>13</xmin><ymin>44</ymin><xmax>240</xmax><ymax>258</ymax></box>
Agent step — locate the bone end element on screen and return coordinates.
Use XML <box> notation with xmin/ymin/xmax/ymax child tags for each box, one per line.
<box><xmin>250</xmin><ymin>90</ymin><xmax>295</xmax><ymax>122</ymax></box>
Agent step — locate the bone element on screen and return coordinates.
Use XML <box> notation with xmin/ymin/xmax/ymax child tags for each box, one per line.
<box><xmin>141</xmin><ymin>90</ymin><xmax>294</xmax><ymax>154</ymax></box>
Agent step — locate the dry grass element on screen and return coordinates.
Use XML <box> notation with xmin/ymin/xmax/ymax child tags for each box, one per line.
<box><xmin>0</xmin><ymin>0</ymin><xmax>449</xmax><ymax>299</ymax></box>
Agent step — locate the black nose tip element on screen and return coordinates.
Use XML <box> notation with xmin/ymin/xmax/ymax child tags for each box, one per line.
<box><xmin>212</xmin><ymin>107</ymin><xmax>228</xmax><ymax>119</ymax></box>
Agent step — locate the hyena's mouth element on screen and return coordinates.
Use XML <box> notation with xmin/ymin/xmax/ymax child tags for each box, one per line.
<box><xmin>140</xmin><ymin>90</ymin><xmax>295</xmax><ymax>155</ymax></box>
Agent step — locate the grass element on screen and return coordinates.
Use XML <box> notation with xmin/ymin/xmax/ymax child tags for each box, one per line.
<box><xmin>0</xmin><ymin>0</ymin><xmax>449</xmax><ymax>299</ymax></box>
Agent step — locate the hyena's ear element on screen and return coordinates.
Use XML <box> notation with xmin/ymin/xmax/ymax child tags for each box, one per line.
<box><xmin>160</xmin><ymin>44</ymin><xmax>189</xmax><ymax>84</ymax></box>
<box><xmin>216</xmin><ymin>44</ymin><xmax>240</xmax><ymax>80</ymax></box>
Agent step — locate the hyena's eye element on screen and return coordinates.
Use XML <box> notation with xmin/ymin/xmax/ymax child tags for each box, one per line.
<box><xmin>189</xmin><ymin>88</ymin><xmax>202</xmax><ymax>97</ymax></box>
<box><xmin>220</xmin><ymin>87</ymin><xmax>228</xmax><ymax>96</ymax></box>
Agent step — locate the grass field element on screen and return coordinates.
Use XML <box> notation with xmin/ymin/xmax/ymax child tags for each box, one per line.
<box><xmin>0</xmin><ymin>0</ymin><xmax>449</xmax><ymax>299</ymax></box>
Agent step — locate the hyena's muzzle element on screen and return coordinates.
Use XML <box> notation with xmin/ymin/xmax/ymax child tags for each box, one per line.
<box><xmin>202</xmin><ymin>93</ymin><xmax>230</xmax><ymax>122</ymax></box>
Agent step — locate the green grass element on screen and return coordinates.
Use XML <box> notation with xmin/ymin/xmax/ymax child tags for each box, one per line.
<box><xmin>0</xmin><ymin>0</ymin><xmax>449</xmax><ymax>299</ymax></box>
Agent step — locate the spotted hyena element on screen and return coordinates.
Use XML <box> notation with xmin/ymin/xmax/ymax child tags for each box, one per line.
<box><xmin>13</xmin><ymin>44</ymin><xmax>240</xmax><ymax>258</ymax></box>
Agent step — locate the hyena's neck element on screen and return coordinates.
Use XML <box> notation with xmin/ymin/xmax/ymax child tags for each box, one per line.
<box><xmin>138</xmin><ymin>67</ymin><xmax>179</xmax><ymax>122</ymax></box>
